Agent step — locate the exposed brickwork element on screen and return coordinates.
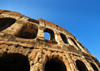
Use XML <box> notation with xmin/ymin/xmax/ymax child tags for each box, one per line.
<box><xmin>0</xmin><ymin>9</ymin><xmax>99</xmax><ymax>71</ymax></box>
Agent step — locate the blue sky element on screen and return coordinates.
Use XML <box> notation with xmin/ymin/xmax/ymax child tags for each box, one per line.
<box><xmin>0</xmin><ymin>0</ymin><xmax>100</xmax><ymax>61</ymax></box>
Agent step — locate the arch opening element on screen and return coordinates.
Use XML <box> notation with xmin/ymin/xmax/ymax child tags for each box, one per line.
<box><xmin>91</xmin><ymin>63</ymin><xmax>99</xmax><ymax>71</ymax></box>
<box><xmin>16</xmin><ymin>24</ymin><xmax>38</xmax><ymax>39</ymax></box>
<box><xmin>0</xmin><ymin>53</ymin><xmax>30</xmax><ymax>71</ymax></box>
<box><xmin>0</xmin><ymin>18</ymin><xmax>16</xmax><ymax>31</ymax></box>
<box><xmin>45</xmin><ymin>58</ymin><xmax>67</xmax><ymax>71</ymax></box>
<box><xmin>70</xmin><ymin>38</ymin><xmax>81</xmax><ymax>50</ymax></box>
<box><xmin>76</xmin><ymin>60</ymin><xmax>88</xmax><ymax>71</ymax></box>
<box><xmin>60</xmin><ymin>33</ymin><xmax>68</xmax><ymax>43</ymax></box>
<box><xmin>70</xmin><ymin>38</ymin><xmax>78</xmax><ymax>47</ymax></box>
<box><xmin>44</xmin><ymin>28</ymin><xmax>55</xmax><ymax>41</ymax></box>
<box><xmin>44</xmin><ymin>32</ymin><xmax>50</xmax><ymax>40</ymax></box>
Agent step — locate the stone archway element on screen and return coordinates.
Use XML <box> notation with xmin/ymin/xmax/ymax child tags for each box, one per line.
<box><xmin>45</xmin><ymin>58</ymin><xmax>67</xmax><ymax>71</ymax></box>
<box><xmin>76</xmin><ymin>60</ymin><xmax>88</xmax><ymax>71</ymax></box>
<box><xmin>44</xmin><ymin>28</ymin><xmax>55</xmax><ymax>40</ymax></box>
<box><xmin>60</xmin><ymin>33</ymin><xmax>68</xmax><ymax>44</ymax></box>
<box><xmin>15</xmin><ymin>24</ymin><xmax>38</xmax><ymax>39</ymax></box>
<box><xmin>0</xmin><ymin>52</ymin><xmax>30</xmax><ymax>71</ymax></box>
<box><xmin>0</xmin><ymin>18</ymin><xmax>16</xmax><ymax>31</ymax></box>
<box><xmin>91</xmin><ymin>63</ymin><xmax>99</xmax><ymax>71</ymax></box>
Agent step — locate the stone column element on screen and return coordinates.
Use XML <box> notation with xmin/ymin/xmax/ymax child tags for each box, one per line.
<box><xmin>37</xmin><ymin>27</ymin><xmax>45</xmax><ymax>40</ymax></box>
<box><xmin>54</xmin><ymin>31</ymin><xmax>64</xmax><ymax>44</ymax></box>
<box><xmin>64</xmin><ymin>52</ymin><xmax>77</xmax><ymax>71</ymax></box>
<box><xmin>37</xmin><ymin>21</ymin><xmax>45</xmax><ymax>40</ymax></box>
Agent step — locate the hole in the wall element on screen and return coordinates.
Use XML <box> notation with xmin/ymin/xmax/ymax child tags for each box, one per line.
<box><xmin>32</xmin><ymin>63</ymin><xmax>34</xmax><ymax>65</ymax></box>
<box><xmin>0</xmin><ymin>53</ymin><xmax>30</xmax><ymax>71</ymax></box>
<box><xmin>51</xmin><ymin>51</ymin><xmax>53</xmax><ymax>53</ymax></box>
<box><xmin>70</xmin><ymin>38</ymin><xmax>81</xmax><ymax>50</ymax></box>
<box><xmin>78</xmin><ymin>42</ymin><xmax>83</xmax><ymax>47</ymax></box>
<box><xmin>91</xmin><ymin>63</ymin><xmax>99</xmax><ymax>71</ymax></box>
<box><xmin>6</xmin><ymin>48</ymin><xmax>9</xmax><ymax>51</ymax></box>
<box><xmin>60</xmin><ymin>33</ymin><xmax>68</xmax><ymax>44</ymax></box>
<box><xmin>23</xmin><ymin>47</ymin><xmax>27</xmax><ymax>49</ymax></box>
<box><xmin>16</xmin><ymin>24</ymin><xmax>38</xmax><ymax>39</ymax></box>
<box><xmin>0</xmin><ymin>18</ymin><xmax>16</xmax><ymax>32</ymax></box>
<box><xmin>70</xmin><ymin>38</ymin><xmax>78</xmax><ymax>47</ymax></box>
<box><xmin>45</xmin><ymin>58</ymin><xmax>67</xmax><ymax>71</ymax></box>
<box><xmin>38</xmin><ymin>58</ymin><xmax>41</xmax><ymax>62</ymax></box>
<box><xmin>44</xmin><ymin>28</ymin><xmax>55</xmax><ymax>41</ymax></box>
<box><xmin>29</xmin><ymin>47</ymin><xmax>34</xmax><ymax>49</ymax></box>
<box><xmin>28</xmin><ymin>51</ymin><xmax>31</xmax><ymax>54</ymax></box>
<box><xmin>15</xmin><ymin>46</ymin><xmax>19</xmax><ymax>48</ymax></box>
<box><xmin>76</xmin><ymin>60</ymin><xmax>88</xmax><ymax>71</ymax></box>
<box><xmin>44</xmin><ymin>32</ymin><xmax>50</xmax><ymax>40</ymax></box>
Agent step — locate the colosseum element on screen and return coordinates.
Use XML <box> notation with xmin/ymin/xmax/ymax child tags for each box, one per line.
<box><xmin>0</xmin><ymin>9</ymin><xmax>99</xmax><ymax>71</ymax></box>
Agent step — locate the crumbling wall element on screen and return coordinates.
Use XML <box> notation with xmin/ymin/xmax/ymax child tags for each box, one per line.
<box><xmin>0</xmin><ymin>9</ymin><xmax>99</xmax><ymax>71</ymax></box>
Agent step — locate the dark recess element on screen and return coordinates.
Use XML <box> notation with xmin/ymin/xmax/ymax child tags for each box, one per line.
<box><xmin>0</xmin><ymin>53</ymin><xmax>30</xmax><ymax>71</ymax></box>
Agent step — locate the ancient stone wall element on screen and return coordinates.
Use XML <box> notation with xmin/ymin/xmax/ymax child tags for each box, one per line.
<box><xmin>0</xmin><ymin>9</ymin><xmax>99</xmax><ymax>71</ymax></box>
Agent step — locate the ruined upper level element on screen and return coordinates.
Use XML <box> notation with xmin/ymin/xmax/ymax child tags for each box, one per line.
<box><xmin>0</xmin><ymin>9</ymin><xmax>91</xmax><ymax>54</ymax></box>
<box><xmin>0</xmin><ymin>9</ymin><xmax>100</xmax><ymax>71</ymax></box>
<box><xmin>0</xmin><ymin>9</ymin><xmax>96</xmax><ymax>55</ymax></box>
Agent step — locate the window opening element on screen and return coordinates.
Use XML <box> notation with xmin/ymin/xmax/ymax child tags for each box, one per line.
<box><xmin>16</xmin><ymin>24</ymin><xmax>38</xmax><ymax>39</ymax></box>
<box><xmin>70</xmin><ymin>38</ymin><xmax>81</xmax><ymax>50</ymax></box>
<box><xmin>44</xmin><ymin>32</ymin><xmax>50</xmax><ymax>40</ymax></box>
<box><xmin>91</xmin><ymin>63</ymin><xmax>99</xmax><ymax>71</ymax></box>
<box><xmin>60</xmin><ymin>33</ymin><xmax>68</xmax><ymax>43</ymax></box>
<box><xmin>44</xmin><ymin>28</ymin><xmax>55</xmax><ymax>41</ymax></box>
<box><xmin>0</xmin><ymin>18</ymin><xmax>16</xmax><ymax>31</ymax></box>
<box><xmin>76</xmin><ymin>60</ymin><xmax>88</xmax><ymax>71</ymax></box>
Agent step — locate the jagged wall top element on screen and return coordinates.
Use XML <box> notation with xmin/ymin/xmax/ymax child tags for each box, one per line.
<box><xmin>0</xmin><ymin>9</ymin><xmax>75</xmax><ymax>39</ymax></box>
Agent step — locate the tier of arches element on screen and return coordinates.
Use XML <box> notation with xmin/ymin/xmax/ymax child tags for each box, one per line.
<box><xmin>0</xmin><ymin>52</ymin><xmax>30</xmax><ymax>71</ymax></box>
<box><xmin>0</xmin><ymin>52</ymin><xmax>99</xmax><ymax>71</ymax></box>
<box><xmin>0</xmin><ymin>18</ymin><xmax>16</xmax><ymax>32</ymax></box>
<box><xmin>0</xmin><ymin>12</ymin><xmax>99</xmax><ymax>71</ymax></box>
<box><xmin>0</xmin><ymin>17</ymin><xmax>91</xmax><ymax>53</ymax></box>
<box><xmin>45</xmin><ymin>59</ymin><xmax>99</xmax><ymax>71</ymax></box>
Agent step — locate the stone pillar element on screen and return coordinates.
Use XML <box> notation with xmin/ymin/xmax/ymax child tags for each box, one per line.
<box><xmin>37</xmin><ymin>27</ymin><xmax>45</xmax><ymax>40</ymax></box>
<box><xmin>64</xmin><ymin>52</ymin><xmax>77</xmax><ymax>71</ymax></box>
<box><xmin>37</xmin><ymin>21</ymin><xmax>45</xmax><ymax>40</ymax></box>
<box><xmin>54</xmin><ymin>31</ymin><xmax>64</xmax><ymax>44</ymax></box>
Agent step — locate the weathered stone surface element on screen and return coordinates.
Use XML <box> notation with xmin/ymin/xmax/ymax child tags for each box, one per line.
<box><xmin>0</xmin><ymin>9</ymin><xmax>99</xmax><ymax>71</ymax></box>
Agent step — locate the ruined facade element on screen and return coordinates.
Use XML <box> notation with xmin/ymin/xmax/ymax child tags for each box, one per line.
<box><xmin>0</xmin><ymin>9</ymin><xmax>100</xmax><ymax>71</ymax></box>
